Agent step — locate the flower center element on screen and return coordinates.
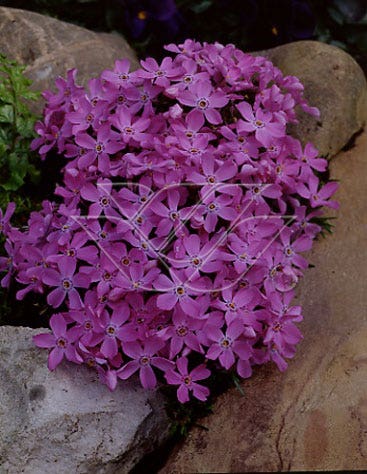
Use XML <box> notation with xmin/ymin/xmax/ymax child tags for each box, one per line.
<box><xmin>207</xmin><ymin>176</ymin><xmax>216</xmax><ymax>184</ymax></box>
<box><xmin>124</xmin><ymin>126</ymin><xmax>134</xmax><ymax>135</ymax></box>
<box><xmin>100</xmin><ymin>197</ymin><xmax>110</xmax><ymax>207</ymax></box>
<box><xmin>103</xmin><ymin>271</ymin><xmax>112</xmax><ymax>281</ymax></box>
<box><xmin>106</xmin><ymin>325</ymin><xmax>116</xmax><ymax>335</ymax></box>
<box><xmin>273</xmin><ymin>322</ymin><xmax>282</xmax><ymax>332</ymax></box>
<box><xmin>56</xmin><ymin>337</ymin><xmax>67</xmax><ymax>348</ymax></box>
<box><xmin>95</xmin><ymin>143</ymin><xmax>104</xmax><ymax>153</ymax></box>
<box><xmin>192</xmin><ymin>257</ymin><xmax>201</xmax><ymax>267</ymax></box>
<box><xmin>84</xmin><ymin>321</ymin><xmax>92</xmax><ymax>330</ymax></box>
<box><xmin>122</xmin><ymin>257</ymin><xmax>130</xmax><ymax>265</ymax></box>
<box><xmin>183</xmin><ymin>376</ymin><xmax>192</xmax><ymax>385</ymax></box>
<box><xmin>176</xmin><ymin>286</ymin><xmax>185</xmax><ymax>296</ymax></box>
<box><xmin>86</xmin><ymin>113</ymin><xmax>93</xmax><ymax>123</ymax></box>
<box><xmin>198</xmin><ymin>98</ymin><xmax>209</xmax><ymax>109</ymax></box>
<box><xmin>221</xmin><ymin>338</ymin><xmax>231</xmax><ymax>348</ymax></box>
<box><xmin>255</xmin><ymin>119</ymin><xmax>264</xmax><ymax>128</ymax></box>
<box><xmin>177</xmin><ymin>326</ymin><xmax>188</xmax><ymax>337</ymax></box>
<box><xmin>66</xmin><ymin>248</ymin><xmax>76</xmax><ymax>257</ymax></box>
<box><xmin>140</xmin><ymin>356</ymin><xmax>150</xmax><ymax>365</ymax></box>
<box><xmin>62</xmin><ymin>278</ymin><xmax>72</xmax><ymax>290</ymax></box>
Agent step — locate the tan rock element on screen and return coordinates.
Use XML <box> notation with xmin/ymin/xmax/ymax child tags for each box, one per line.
<box><xmin>257</xmin><ymin>41</ymin><xmax>367</xmax><ymax>158</ymax></box>
<box><xmin>0</xmin><ymin>7</ymin><xmax>139</xmax><ymax>113</ymax></box>
<box><xmin>160</xmin><ymin>130</ymin><xmax>367</xmax><ymax>472</ymax></box>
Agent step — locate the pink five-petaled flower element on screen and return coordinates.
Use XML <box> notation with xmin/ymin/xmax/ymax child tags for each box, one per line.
<box><xmin>138</xmin><ymin>57</ymin><xmax>183</xmax><ymax>87</ymax></box>
<box><xmin>42</xmin><ymin>257</ymin><xmax>90</xmax><ymax>309</ymax></box>
<box><xmin>0</xmin><ymin>202</ymin><xmax>15</xmax><ymax>236</ymax></box>
<box><xmin>75</xmin><ymin>124</ymin><xmax>123</xmax><ymax>173</ymax></box>
<box><xmin>165</xmin><ymin>356</ymin><xmax>210</xmax><ymax>403</ymax></box>
<box><xmin>117</xmin><ymin>338</ymin><xmax>174</xmax><ymax>389</ymax></box>
<box><xmin>33</xmin><ymin>313</ymin><xmax>82</xmax><ymax>370</ymax></box>
<box><xmin>90</xmin><ymin>304</ymin><xmax>136</xmax><ymax>359</ymax></box>
<box><xmin>178</xmin><ymin>81</ymin><xmax>228</xmax><ymax>124</ymax></box>
<box><xmin>206</xmin><ymin>320</ymin><xmax>251</xmax><ymax>370</ymax></box>
<box><xmin>297</xmin><ymin>175</ymin><xmax>339</xmax><ymax>209</ymax></box>
<box><xmin>236</xmin><ymin>102</ymin><xmax>285</xmax><ymax>145</ymax></box>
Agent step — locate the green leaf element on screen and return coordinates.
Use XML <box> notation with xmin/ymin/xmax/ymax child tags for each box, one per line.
<box><xmin>190</xmin><ymin>0</ymin><xmax>213</xmax><ymax>14</ymax></box>
<box><xmin>328</xmin><ymin>6</ymin><xmax>345</xmax><ymax>25</ymax></box>
<box><xmin>0</xmin><ymin>104</ymin><xmax>13</xmax><ymax>123</ymax></box>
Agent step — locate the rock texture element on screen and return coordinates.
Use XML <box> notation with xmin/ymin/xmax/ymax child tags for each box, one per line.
<box><xmin>160</xmin><ymin>130</ymin><xmax>367</xmax><ymax>472</ymax></box>
<box><xmin>0</xmin><ymin>7</ymin><xmax>138</xmax><ymax>111</ymax></box>
<box><xmin>258</xmin><ymin>41</ymin><xmax>367</xmax><ymax>158</ymax></box>
<box><xmin>0</xmin><ymin>326</ymin><xmax>170</xmax><ymax>474</ymax></box>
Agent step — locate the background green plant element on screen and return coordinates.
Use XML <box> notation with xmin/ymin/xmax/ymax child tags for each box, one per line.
<box><xmin>0</xmin><ymin>54</ymin><xmax>40</xmax><ymax>216</ymax></box>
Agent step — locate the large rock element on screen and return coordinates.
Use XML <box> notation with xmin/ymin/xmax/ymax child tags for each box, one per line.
<box><xmin>161</xmin><ymin>130</ymin><xmax>367</xmax><ymax>472</ymax></box>
<box><xmin>258</xmin><ymin>41</ymin><xmax>367</xmax><ymax>158</ymax></box>
<box><xmin>0</xmin><ymin>7</ymin><xmax>138</xmax><ymax>112</ymax></box>
<box><xmin>0</xmin><ymin>326</ymin><xmax>170</xmax><ymax>474</ymax></box>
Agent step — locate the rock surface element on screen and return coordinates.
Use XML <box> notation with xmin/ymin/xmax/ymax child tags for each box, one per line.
<box><xmin>0</xmin><ymin>325</ymin><xmax>170</xmax><ymax>474</ymax></box>
<box><xmin>0</xmin><ymin>7</ymin><xmax>138</xmax><ymax>112</ymax></box>
<box><xmin>258</xmin><ymin>41</ymin><xmax>367</xmax><ymax>158</ymax></box>
<box><xmin>160</xmin><ymin>130</ymin><xmax>367</xmax><ymax>472</ymax></box>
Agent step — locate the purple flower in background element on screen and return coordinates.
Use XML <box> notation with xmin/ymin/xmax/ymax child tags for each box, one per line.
<box><xmin>119</xmin><ymin>0</ymin><xmax>183</xmax><ymax>41</ymax></box>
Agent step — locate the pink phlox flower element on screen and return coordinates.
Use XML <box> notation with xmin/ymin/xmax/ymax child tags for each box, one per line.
<box><xmin>89</xmin><ymin>304</ymin><xmax>135</xmax><ymax>359</ymax></box>
<box><xmin>43</xmin><ymin>69</ymin><xmax>84</xmax><ymax>108</ymax></box>
<box><xmin>154</xmin><ymin>268</ymin><xmax>206</xmax><ymax>316</ymax></box>
<box><xmin>160</xmin><ymin>306</ymin><xmax>204</xmax><ymax>358</ymax></box>
<box><xmin>297</xmin><ymin>175</ymin><xmax>339</xmax><ymax>209</ymax></box>
<box><xmin>0</xmin><ymin>202</ymin><xmax>15</xmax><ymax>236</ymax></box>
<box><xmin>33</xmin><ymin>313</ymin><xmax>83</xmax><ymax>370</ymax></box>
<box><xmin>110</xmin><ymin>106</ymin><xmax>151</xmax><ymax>145</ymax></box>
<box><xmin>165</xmin><ymin>59</ymin><xmax>210</xmax><ymax>95</ymax></box>
<box><xmin>206</xmin><ymin>320</ymin><xmax>250</xmax><ymax>370</ymax></box>
<box><xmin>138</xmin><ymin>56</ymin><xmax>183</xmax><ymax>87</ymax></box>
<box><xmin>117</xmin><ymin>337</ymin><xmax>174</xmax><ymax>389</ymax></box>
<box><xmin>101</xmin><ymin>58</ymin><xmax>133</xmax><ymax>87</ymax></box>
<box><xmin>279</xmin><ymin>227</ymin><xmax>313</xmax><ymax>269</ymax></box>
<box><xmin>193</xmin><ymin>194</ymin><xmax>237</xmax><ymax>233</ymax></box>
<box><xmin>178</xmin><ymin>80</ymin><xmax>228</xmax><ymax>124</ymax></box>
<box><xmin>42</xmin><ymin>256</ymin><xmax>90</xmax><ymax>308</ymax></box>
<box><xmin>236</xmin><ymin>102</ymin><xmax>285</xmax><ymax>145</ymax></box>
<box><xmin>165</xmin><ymin>356</ymin><xmax>210</xmax><ymax>403</ymax></box>
<box><xmin>66</xmin><ymin>96</ymin><xmax>106</xmax><ymax>134</ymax></box>
<box><xmin>75</xmin><ymin>124</ymin><xmax>123</xmax><ymax>173</ymax></box>
<box><xmin>169</xmin><ymin>233</ymin><xmax>230</xmax><ymax>277</ymax></box>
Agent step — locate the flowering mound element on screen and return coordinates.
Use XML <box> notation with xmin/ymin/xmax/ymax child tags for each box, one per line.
<box><xmin>0</xmin><ymin>40</ymin><xmax>338</xmax><ymax>403</ymax></box>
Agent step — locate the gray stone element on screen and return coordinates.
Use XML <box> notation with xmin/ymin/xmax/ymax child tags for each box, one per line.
<box><xmin>257</xmin><ymin>40</ymin><xmax>367</xmax><ymax>158</ymax></box>
<box><xmin>0</xmin><ymin>326</ymin><xmax>170</xmax><ymax>474</ymax></box>
<box><xmin>0</xmin><ymin>7</ymin><xmax>139</xmax><ymax>113</ymax></box>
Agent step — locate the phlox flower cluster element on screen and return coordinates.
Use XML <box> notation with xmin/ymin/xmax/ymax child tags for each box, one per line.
<box><xmin>0</xmin><ymin>40</ymin><xmax>338</xmax><ymax>403</ymax></box>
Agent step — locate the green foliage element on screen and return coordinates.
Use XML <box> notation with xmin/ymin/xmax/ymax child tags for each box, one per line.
<box><xmin>0</xmin><ymin>54</ymin><xmax>40</xmax><ymax>209</ymax></box>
